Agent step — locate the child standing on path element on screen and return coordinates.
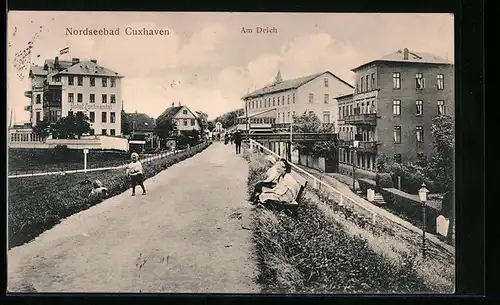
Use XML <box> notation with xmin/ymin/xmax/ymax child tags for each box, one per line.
<box><xmin>127</xmin><ymin>152</ymin><xmax>146</xmax><ymax>196</ymax></box>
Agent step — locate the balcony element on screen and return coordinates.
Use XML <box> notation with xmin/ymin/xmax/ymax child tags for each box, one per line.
<box><xmin>338</xmin><ymin>140</ymin><xmax>378</xmax><ymax>153</ymax></box>
<box><xmin>344</xmin><ymin>113</ymin><xmax>377</xmax><ymax>126</ymax></box>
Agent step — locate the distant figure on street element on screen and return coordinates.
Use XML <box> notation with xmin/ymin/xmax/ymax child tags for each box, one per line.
<box><xmin>233</xmin><ymin>130</ymin><xmax>242</xmax><ymax>154</ymax></box>
<box><xmin>224</xmin><ymin>133</ymin><xmax>229</xmax><ymax>145</ymax></box>
<box><xmin>126</xmin><ymin>152</ymin><xmax>146</xmax><ymax>196</ymax></box>
<box><xmin>249</xmin><ymin>155</ymin><xmax>280</xmax><ymax>202</ymax></box>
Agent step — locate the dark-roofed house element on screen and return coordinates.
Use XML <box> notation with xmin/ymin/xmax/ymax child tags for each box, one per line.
<box><xmin>238</xmin><ymin>70</ymin><xmax>353</xmax><ymax>157</ymax></box>
<box><xmin>27</xmin><ymin>56</ymin><xmax>124</xmax><ymax>137</ymax></box>
<box><xmin>337</xmin><ymin>48</ymin><xmax>454</xmax><ymax>177</ymax></box>
<box><xmin>157</xmin><ymin>102</ymin><xmax>201</xmax><ymax>135</ymax></box>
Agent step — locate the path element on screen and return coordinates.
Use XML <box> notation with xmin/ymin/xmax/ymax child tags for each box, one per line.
<box><xmin>8</xmin><ymin>142</ymin><xmax>259</xmax><ymax>293</ymax></box>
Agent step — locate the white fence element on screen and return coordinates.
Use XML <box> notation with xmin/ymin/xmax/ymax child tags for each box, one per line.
<box><xmin>8</xmin><ymin>136</ymin><xmax>129</xmax><ymax>151</ymax></box>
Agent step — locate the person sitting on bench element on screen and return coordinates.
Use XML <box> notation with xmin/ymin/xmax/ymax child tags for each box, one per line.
<box><xmin>249</xmin><ymin>155</ymin><xmax>280</xmax><ymax>202</ymax></box>
<box><xmin>258</xmin><ymin>159</ymin><xmax>301</xmax><ymax>208</ymax></box>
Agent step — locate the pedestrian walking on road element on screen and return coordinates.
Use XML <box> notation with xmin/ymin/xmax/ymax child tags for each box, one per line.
<box><xmin>234</xmin><ymin>130</ymin><xmax>242</xmax><ymax>154</ymax></box>
<box><xmin>127</xmin><ymin>152</ymin><xmax>146</xmax><ymax>196</ymax></box>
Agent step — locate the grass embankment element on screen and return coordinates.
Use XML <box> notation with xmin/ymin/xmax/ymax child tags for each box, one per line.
<box><xmin>8</xmin><ymin>148</ymin><xmax>132</xmax><ymax>175</ymax></box>
<box><xmin>8</xmin><ymin>142</ymin><xmax>211</xmax><ymax>249</ymax></box>
<box><xmin>244</xmin><ymin>150</ymin><xmax>454</xmax><ymax>294</ymax></box>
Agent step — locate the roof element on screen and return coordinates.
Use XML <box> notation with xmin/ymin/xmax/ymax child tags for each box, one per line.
<box><xmin>158</xmin><ymin>106</ymin><xmax>183</xmax><ymax>120</ymax></box>
<box><xmin>127</xmin><ymin>113</ymin><xmax>155</xmax><ymax>131</ymax></box>
<box><xmin>242</xmin><ymin>71</ymin><xmax>353</xmax><ymax>99</ymax></box>
<box><xmin>336</xmin><ymin>93</ymin><xmax>354</xmax><ymax>100</ymax></box>
<box><xmin>30</xmin><ymin>59</ymin><xmax>123</xmax><ymax>78</ymax></box>
<box><xmin>352</xmin><ymin>49</ymin><xmax>453</xmax><ymax>71</ymax></box>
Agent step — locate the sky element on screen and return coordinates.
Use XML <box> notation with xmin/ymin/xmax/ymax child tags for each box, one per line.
<box><xmin>7</xmin><ymin>12</ymin><xmax>454</xmax><ymax>123</ymax></box>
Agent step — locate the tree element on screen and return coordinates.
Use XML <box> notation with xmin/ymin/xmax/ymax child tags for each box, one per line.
<box><xmin>427</xmin><ymin>115</ymin><xmax>454</xmax><ymax>192</ymax></box>
<box><xmin>195</xmin><ymin>111</ymin><xmax>208</xmax><ymax>132</ymax></box>
<box><xmin>74</xmin><ymin>112</ymin><xmax>91</xmax><ymax>139</ymax></box>
<box><xmin>50</xmin><ymin>112</ymin><xmax>91</xmax><ymax>139</ymax></box>
<box><xmin>292</xmin><ymin>112</ymin><xmax>336</xmax><ymax>158</ymax></box>
<box><xmin>207</xmin><ymin>121</ymin><xmax>215</xmax><ymax>131</ymax></box>
<box><xmin>213</xmin><ymin>108</ymin><xmax>243</xmax><ymax>129</ymax></box>
<box><xmin>32</xmin><ymin>119</ymin><xmax>51</xmax><ymax>140</ymax></box>
<box><xmin>154</xmin><ymin>116</ymin><xmax>176</xmax><ymax>146</ymax></box>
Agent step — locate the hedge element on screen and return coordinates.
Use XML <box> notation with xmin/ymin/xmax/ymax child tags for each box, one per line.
<box><xmin>358</xmin><ymin>178</ymin><xmax>378</xmax><ymax>195</ymax></box>
<box><xmin>380</xmin><ymin>188</ymin><xmax>440</xmax><ymax>232</ymax></box>
<box><xmin>376</xmin><ymin>173</ymin><xmax>394</xmax><ymax>189</ymax></box>
<box><xmin>8</xmin><ymin>142</ymin><xmax>211</xmax><ymax>249</ymax></box>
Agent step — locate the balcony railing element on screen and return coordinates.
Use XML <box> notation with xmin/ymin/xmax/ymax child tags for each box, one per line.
<box><xmin>343</xmin><ymin>113</ymin><xmax>377</xmax><ymax>126</ymax></box>
<box><xmin>338</xmin><ymin>140</ymin><xmax>378</xmax><ymax>153</ymax></box>
<box><xmin>272</xmin><ymin>122</ymin><xmax>335</xmax><ymax>130</ymax></box>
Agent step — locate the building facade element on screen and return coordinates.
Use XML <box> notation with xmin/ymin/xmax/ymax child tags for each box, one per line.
<box><xmin>28</xmin><ymin>57</ymin><xmax>124</xmax><ymax>136</ymax></box>
<box><xmin>157</xmin><ymin>103</ymin><xmax>201</xmax><ymax>135</ymax></box>
<box><xmin>338</xmin><ymin>48</ymin><xmax>454</xmax><ymax>175</ymax></box>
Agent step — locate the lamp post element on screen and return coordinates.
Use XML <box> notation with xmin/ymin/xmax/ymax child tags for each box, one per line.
<box><xmin>419</xmin><ymin>182</ymin><xmax>429</xmax><ymax>259</ymax></box>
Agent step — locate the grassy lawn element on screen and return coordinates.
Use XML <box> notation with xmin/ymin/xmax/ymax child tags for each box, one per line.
<box><xmin>243</xmin><ymin>150</ymin><xmax>454</xmax><ymax>294</ymax></box>
<box><xmin>8</xmin><ymin>142</ymin><xmax>211</xmax><ymax>249</ymax></box>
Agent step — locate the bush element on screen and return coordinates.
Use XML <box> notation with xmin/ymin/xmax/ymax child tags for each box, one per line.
<box><xmin>8</xmin><ymin>142</ymin><xmax>211</xmax><ymax>249</ymax></box>
<box><xmin>358</xmin><ymin>178</ymin><xmax>377</xmax><ymax>195</ymax></box>
<box><xmin>376</xmin><ymin>173</ymin><xmax>393</xmax><ymax>189</ymax></box>
<box><xmin>380</xmin><ymin>188</ymin><xmax>440</xmax><ymax>231</ymax></box>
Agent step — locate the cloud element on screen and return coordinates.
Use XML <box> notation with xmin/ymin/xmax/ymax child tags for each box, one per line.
<box><xmin>177</xmin><ymin>23</ymin><xmax>228</xmax><ymax>67</ymax></box>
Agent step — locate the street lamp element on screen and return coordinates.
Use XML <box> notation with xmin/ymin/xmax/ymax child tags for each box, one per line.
<box><xmin>419</xmin><ymin>182</ymin><xmax>429</xmax><ymax>259</ymax></box>
<box><xmin>350</xmin><ymin>140</ymin><xmax>359</xmax><ymax>190</ymax></box>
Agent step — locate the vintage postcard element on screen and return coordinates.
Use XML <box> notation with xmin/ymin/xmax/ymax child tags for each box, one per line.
<box><xmin>7</xmin><ymin>11</ymin><xmax>455</xmax><ymax>294</ymax></box>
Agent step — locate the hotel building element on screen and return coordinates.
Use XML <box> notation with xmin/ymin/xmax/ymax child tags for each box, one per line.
<box><xmin>337</xmin><ymin>48</ymin><xmax>454</xmax><ymax>176</ymax></box>
<box><xmin>27</xmin><ymin>56</ymin><xmax>124</xmax><ymax>136</ymax></box>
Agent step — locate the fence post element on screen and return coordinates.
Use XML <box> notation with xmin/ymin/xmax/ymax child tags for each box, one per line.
<box><xmin>313</xmin><ymin>178</ymin><xmax>318</xmax><ymax>190</ymax></box>
<box><xmin>339</xmin><ymin>194</ymin><xmax>344</xmax><ymax>206</ymax></box>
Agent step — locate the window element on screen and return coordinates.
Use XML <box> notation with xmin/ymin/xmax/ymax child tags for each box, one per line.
<box><xmin>68</xmin><ymin>111</ymin><xmax>74</xmax><ymax>116</ymax></box>
<box><xmin>324</xmin><ymin>78</ymin><xmax>329</xmax><ymax>87</ymax></box>
<box><xmin>68</xmin><ymin>93</ymin><xmax>74</xmax><ymax>103</ymax></box>
<box><xmin>415</xmin><ymin>73</ymin><xmax>425</xmax><ymax>89</ymax></box>
<box><xmin>324</xmin><ymin>94</ymin><xmax>329</xmax><ymax>104</ymax></box>
<box><xmin>371</xmin><ymin>73</ymin><xmax>375</xmax><ymax>89</ymax></box>
<box><xmin>77</xmin><ymin>93</ymin><xmax>83</xmax><ymax>103</ymax></box>
<box><xmin>287</xmin><ymin>95</ymin><xmax>290</xmax><ymax>104</ymax></box>
<box><xmin>102</xmin><ymin>94</ymin><xmax>107</xmax><ymax>103</ymax></box>
<box><xmin>371</xmin><ymin>101</ymin><xmax>376</xmax><ymax>113</ymax></box>
<box><xmin>437</xmin><ymin>100</ymin><xmax>446</xmax><ymax>115</ymax></box>
<box><xmin>89</xmin><ymin>111</ymin><xmax>95</xmax><ymax>123</ymax></box>
<box><xmin>323</xmin><ymin>112</ymin><xmax>330</xmax><ymax>123</ymax></box>
<box><xmin>416</xmin><ymin>126</ymin><xmax>424</xmax><ymax>142</ymax></box>
<box><xmin>287</xmin><ymin>112</ymin><xmax>290</xmax><ymax>122</ymax></box>
<box><xmin>277</xmin><ymin>113</ymin><xmax>281</xmax><ymax>122</ymax></box>
<box><xmin>102</xmin><ymin>77</ymin><xmax>108</xmax><ymax>87</ymax></box>
<box><xmin>68</xmin><ymin>76</ymin><xmax>74</xmax><ymax>85</ymax></box>
<box><xmin>366</xmin><ymin>75</ymin><xmax>369</xmax><ymax>91</ymax></box>
<box><xmin>393</xmin><ymin>100</ymin><xmax>401</xmax><ymax>115</ymax></box>
<box><xmin>393</xmin><ymin>126</ymin><xmax>401</xmax><ymax>143</ymax></box>
<box><xmin>293</xmin><ymin>94</ymin><xmax>295</xmax><ymax>103</ymax></box>
<box><xmin>437</xmin><ymin>74</ymin><xmax>444</xmax><ymax>90</ymax></box>
<box><xmin>260</xmin><ymin>100</ymin><xmax>262</xmax><ymax>108</ymax></box>
<box><xmin>273</xmin><ymin>97</ymin><xmax>275</xmax><ymax>106</ymax></box>
<box><xmin>90</xmin><ymin>77</ymin><xmax>95</xmax><ymax>87</ymax></box>
<box><xmin>349</xmin><ymin>105</ymin><xmax>353</xmax><ymax>115</ymax></box>
<box><xmin>101</xmin><ymin>112</ymin><xmax>107</xmax><ymax>123</ymax></box>
<box><xmin>53</xmin><ymin>76</ymin><xmax>61</xmax><ymax>82</ymax></box>
<box><xmin>36</xmin><ymin>94</ymin><xmax>41</xmax><ymax>104</ymax></box>
<box><xmin>361</xmin><ymin>76</ymin><xmax>364</xmax><ymax>92</ymax></box>
<box><xmin>77</xmin><ymin>76</ymin><xmax>83</xmax><ymax>86</ymax></box>
<box><xmin>36</xmin><ymin>111</ymin><xmax>41</xmax><ymax>122</ymax></box>
<box><xmin>110</xmin><ymin>112</ymin><xmax>116</xmax><ymax>123</ymax></box>
<box><xmin>183</xmin><ymin>110</ymin><xmax>188</xmax><ymax>114</ymax></box>
<box><xmin>102</xmin><ymin>129</ymin><xmax>107</xmax><ymax>135</ymax></box>
<box><xmin>416</xmin><ymin>100</ymin><xmax>423</xmax><ymax>116</ymax></box>
<box><xmin>394</xmin><ymin>153</ymin><xmax>402</xmax><ymax>164</ymax></box>
<box><xmin>89</xmin><ymin>129</ymin><xmax>95</xmax><ymax>135</ymax></box>
<box><xmin>191</xmin><ymin>119</ymin><xmax>195</xmax><ymax>126</ymax></box>
<box><xmin>309</xmin><ymin>93</ymin><xmax>314</xmax><ymax>103</ymax></box>
<box><xmin>110</xmin><ymin>129</ymin><xmax>116</xmax><ymax>136</ymax></box>
<box><xmin>90</xmin><ymin>94</ymin><xmax>95</xmax><ymax>103</ymax></box>
<box><xmin>111</xmin><ymin>94</ymin><xmax>116</xmax><ymax>104</ymax></box>
<box><xmin>110</xmin><ymin>78</ymin><xmax>116</xmax><ymax>87</ymax></box>
<box><xmin>393</xmin><ymin>72</ymin><xmax>401</xmax><ymax>89</ymax></box>
<box><xmin>339</xmin><ymin>107</ymin><xmax>342</xmax><ymax>118</ymax></box>
<box><xmin>183</xmin><ymin>119</ymin><xmax>187</xmax><ymax>126</ymax></box>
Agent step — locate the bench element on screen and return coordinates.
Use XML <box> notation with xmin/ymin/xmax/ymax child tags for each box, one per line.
<box><xmin>260</xmin><ymin>170</ymin><xmax>308</xmax><ymax>215</ymax></box>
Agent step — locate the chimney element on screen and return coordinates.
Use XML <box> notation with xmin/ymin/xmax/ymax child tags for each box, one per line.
<box><xmin>171</xmin><ymin>102</ymin><xmax>174</xmax><ymax>107</ymax></box>
<box><xmin>72</xmin><ymin>58</ymin><xmax>80</xmax><ymax>65</ymax></box>
<box><xmin>403</xmin><ymin>48</ymin><xmax>409</xmax><ymax>60</ymax></box>
<box><xmin>54</xmin><ymin>56</ymin><xmax>59</xmax><ymax>67</ymax></box>
<box><xmin>90</xmin><ymin>59</ymin><xmax>97</xmax><ymax>64</ymax></box>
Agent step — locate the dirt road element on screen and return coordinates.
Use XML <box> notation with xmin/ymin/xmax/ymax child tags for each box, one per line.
<box><xmin>8</xmin><ymin>142</ymin><xmax>259</xmax><ymax>293</ymax></box>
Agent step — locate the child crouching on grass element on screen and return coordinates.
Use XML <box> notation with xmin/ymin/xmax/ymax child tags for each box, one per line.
<box><xmin>126</xmin><ymin>152</ymin><xmax>146</xmax><ymax>196</ymax></box>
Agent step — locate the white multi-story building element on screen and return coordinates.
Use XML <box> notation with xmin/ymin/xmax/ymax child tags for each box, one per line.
<box><xmin>28</xmin><ymin>56</ymin><xmax>124</xmax><ymax>136</ymax></box>
<box><xmin>238</xmin><ymin>70</ymin><xmax>354</xmax><ymax>133</ymax></box>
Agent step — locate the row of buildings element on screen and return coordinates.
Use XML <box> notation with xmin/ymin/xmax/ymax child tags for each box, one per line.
<box><xmin>240</xmin><ymin>48</ymin><xmax>454</xmax><ymax>175</ymax></box>
<box><xmin>9</xmin><ymin>56</ymin><xmax>203</xmax><ymax>150</ymax></box>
